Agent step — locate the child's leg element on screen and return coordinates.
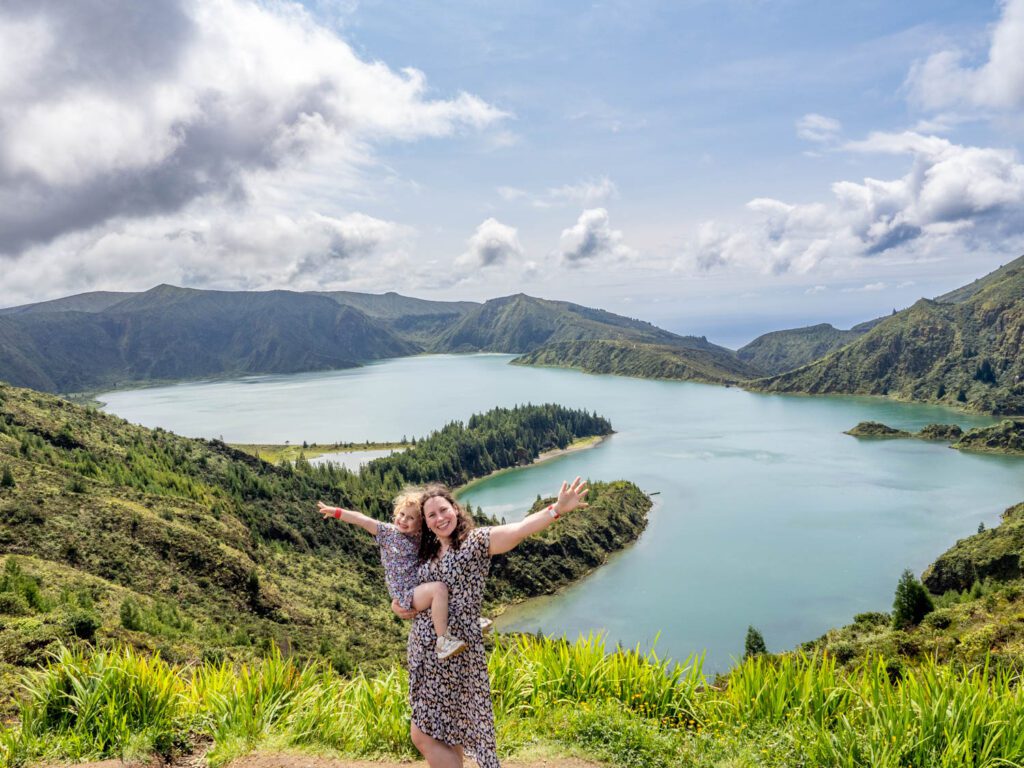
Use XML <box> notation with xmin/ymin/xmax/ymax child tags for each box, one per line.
<box><xmin>411</xmin><ymin>581</ymin><xmax>450</xmax><ymax>639</ymax></box>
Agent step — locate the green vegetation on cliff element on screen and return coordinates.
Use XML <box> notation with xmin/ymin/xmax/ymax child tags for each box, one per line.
<box><xmin>0</xmin><ymin>384</ymin><xmax>647</xmax><ymax>715</ymax></box>
<box><xmin>755</xmin><ymin>255</ymin><xmax>1024</xmax><ymax>415</ymax></box>
<box><xmin>429</xmin><ymin>293</ymin><xmax>713</xmax><ymax>354</ymax></box>
<box><xmin>737</xmin><ymin>322</ymin><xmax>873</xmax><ymax>376</ymax></box>
<box><xmin>923</xmin><ymin>501</ymin><xmax>1024</xmax><ymax>594</ymax></box>
<box><xmin>512</xmin><ymin>338</ymin><xmax>760</xmax><ymax>384</ymax></box>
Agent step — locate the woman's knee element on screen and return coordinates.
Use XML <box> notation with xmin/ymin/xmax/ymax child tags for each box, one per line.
<box><xmin>410</xmin><ymin>723</ymin><xmax>431</xmax><ymax>752</ymax></box>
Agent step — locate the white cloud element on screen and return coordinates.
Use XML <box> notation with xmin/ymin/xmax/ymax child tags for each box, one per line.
<box><xmin>497</xmin><ymin>176</ymin><xmax>617</xmax><ymax>208</ymax></box>
<box><xmin>0</xmin><ymin>0</ymin><xmax>506</xmax><ymax>256</ymax></box>
<box><xmin>906</xmin><ymin>0</ymin><xmax>1024</xmax><ymax>111</ymax></box>
<box><xmin>805</xmin><ymin>285</ymin><xmax>827</xmax><ymax>295</ymax></box>
<box><xmin>842</xmin><ymin>282</ymin><xmax>887</xmax><ymax>293</ymax></box>
<box><xmin>456</xmin><ymin>218</ymin><xmax>524</xmax><ymax>270</ymax></box>
<box><xmin>796</xmin><ymin>113</ymin><xmax>842</xmax><ymax>144</ymax></box>
<box><xmin>547</xmin><ymin>176</ymin><xmax>617</xmax><ymax>206</ymax></box>
<box><xmin>679</xmin><ymin>132</ymin><xmax>1024</xmax><ymax>275</ymax></box>
<box><xmin>0</xmin><ymin>208</ymin><xmax>413</xmax><ymax>307</ymax></box>
<box><xmin>559</xmin><ymin>208</ymin><xmax>635</xmax><ymax>266</ymax></box>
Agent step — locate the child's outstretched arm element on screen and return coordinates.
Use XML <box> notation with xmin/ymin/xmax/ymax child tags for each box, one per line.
<box><xmin>317</xmin><ymin>501</ymin><xmax>379</xmax><ymax>535</ymax></box>
<box><xmin>488</xmin><ymin>477</ymin><xmax>588</xmax><ymax>556</ymax></box>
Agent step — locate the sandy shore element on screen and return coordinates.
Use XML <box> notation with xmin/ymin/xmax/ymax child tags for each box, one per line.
<box><xmin>457</xmin><ymin>434</ymin><xmax>609</xmax><ymax>495</ymax></box>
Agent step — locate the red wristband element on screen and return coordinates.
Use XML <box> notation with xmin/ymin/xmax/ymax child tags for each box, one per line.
<box><xmin>547</xmin><ymin>504</ymin><xmax>560</xmax><ymax>520</ymax></box>
<box><xmin>333</xmin><ymin>508</ymin><xmax>342</xmax><ymax>519</ymax></box>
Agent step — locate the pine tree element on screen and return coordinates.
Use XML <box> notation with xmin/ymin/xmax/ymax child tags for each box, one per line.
<box><xmin>891</xmin><ymin>569</ymin><xmax>934</xmax><ymax>629</ymax></box>
<box><xmin>744</xmin><ymin>625</ymin><xmax>767</xmax><ymax>659</ymax></box>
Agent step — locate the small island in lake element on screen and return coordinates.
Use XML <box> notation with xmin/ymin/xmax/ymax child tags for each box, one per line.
<box><xmin>844</xmin><ymin>419</ymin><xmax>1024</xmax><ymax>455</ymax></box>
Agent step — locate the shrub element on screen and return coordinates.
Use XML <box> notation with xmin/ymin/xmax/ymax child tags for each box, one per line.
<box><xmin>892</xmin><ymin>569</ymin><xmax>934</xmax><ymax>629</ymax></box>
<box><xmin>0</xmin><ymin>592</ymin><xmax>30</xmax><ymax>616</ymax></box>
<box><xmin>120</xmin><ymin>598</ymin><xmax>145</xmax><ymax>632</ymax></box>
<box><xmin>827</xmin><ymin>640</ymin><xmax>855</xmax><ymax>663</ymax></box>
<box><xmin>924</xmin><ymin>610</ymin><xmax>952</xmax><ymax>630</ymax></box>
<box><xmin>744</xmin><ymin>625</ymin><xmax>767</xmax><ymax>658</ymax></box>
<box><xmin>0</xmin><ymin>466</ymin><xmax>14</xmax><ymax>489</ymax></box>
<box><xmin>63</xmin><ymin>609</ymin><xmax>101</xmax><ymax>641</ymax></box>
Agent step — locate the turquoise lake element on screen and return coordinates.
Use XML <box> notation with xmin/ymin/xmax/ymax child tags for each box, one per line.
<box><xmin>99</xmin><ymin>354</ymin><xmax>1024</xmax><ymax>672</ymax></box>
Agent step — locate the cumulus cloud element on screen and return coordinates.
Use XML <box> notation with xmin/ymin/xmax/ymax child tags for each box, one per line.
<box><xmin>559</xmin><ymin>208</ymin><xmax>635</xmax><ymax>266</ymax></box>
<box><xmin>456</xmin><ymin>218</ymin><xmax>524</xmax><ymax>270</ymax></box>
<box><xmin>680</xmin><ymin>132</ymin><xmax>1024</xmax><ymax>274</ymax></box>
<box><xmin>796</xmin><ymin>113</ymin><xmax>842</xmax><ymax>144</ymax></box>
<box><xmin>0</xmin><ymin>208</ymin><xmax>412</xmax><ymax>307</ymax></box>
<box><xmin>0</xmin><ymin>0</ymin><xmax>505</xmax><ymax>256</ymax></box>
<box><xmin>906</xmin><ymin>0</ymin><xmax>1024</xmax><ymax>111</ymax></box>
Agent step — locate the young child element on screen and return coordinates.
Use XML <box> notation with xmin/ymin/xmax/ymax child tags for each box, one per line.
<box><xmin>317</xmin><ymin>490</ymin><xmax>468</xmax><ymax>660</ymax></box>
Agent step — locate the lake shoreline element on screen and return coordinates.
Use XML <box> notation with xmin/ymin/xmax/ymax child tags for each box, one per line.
<box><xmin>457</xmin><ymin>433</ymin><xmax>610</xmax><ymax>496</ymax></box>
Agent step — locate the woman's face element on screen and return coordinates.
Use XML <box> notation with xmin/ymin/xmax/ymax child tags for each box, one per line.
<box><xmin>423</xmin><ymin>495</ymin><xmax>457</xmax><ymax>542</ymax></box>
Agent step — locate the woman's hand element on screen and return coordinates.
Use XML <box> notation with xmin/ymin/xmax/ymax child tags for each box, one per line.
<box><xmin>392</xmin><ymin>598</ymin><xmax>418</xmax><ymax>620</ymax></box>
<box><xmin>555</xmin><ymin>476</ymin><xmax>589</xmax><ymax>516</ymax></box>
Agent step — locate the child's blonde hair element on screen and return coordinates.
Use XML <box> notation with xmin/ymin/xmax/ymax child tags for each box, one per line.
<box><xmin>392</xmin><ymin>486</ymin><xmax>424</xmax><ymax>521</ymax></box>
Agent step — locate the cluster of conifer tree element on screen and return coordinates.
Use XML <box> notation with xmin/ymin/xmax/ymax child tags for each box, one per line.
<box><xmin>1</xmin><ymin>393</ymin><xmax>611</xmax><ymax>559</ymax></box>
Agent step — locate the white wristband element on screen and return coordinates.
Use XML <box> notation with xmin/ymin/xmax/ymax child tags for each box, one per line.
<box><xmin>547</xmin><ymin>504</ymin><xmax>560</xmax><ymax>520</ymax></box>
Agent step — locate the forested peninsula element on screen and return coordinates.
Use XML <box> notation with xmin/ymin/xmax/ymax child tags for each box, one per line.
<box><xmin>0</xmin><ymin>386</ymin><xmax>650</xmax><ymax>718</ymax></box>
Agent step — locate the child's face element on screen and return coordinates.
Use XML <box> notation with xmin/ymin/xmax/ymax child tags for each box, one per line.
<box><xmin>393</xmin><ymin>503</ymin><xmax>422</xmax><ymax>535</ymax></box>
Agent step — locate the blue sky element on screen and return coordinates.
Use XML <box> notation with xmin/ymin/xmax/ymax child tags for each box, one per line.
<box><xmin>2</xmin><ymin>0</ymin><xmax>1022</xmax><ymax>345</ymax></box>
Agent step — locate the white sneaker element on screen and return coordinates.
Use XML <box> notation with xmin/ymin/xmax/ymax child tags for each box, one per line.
<box><xmin>436</xmin><ymin>633</ymin><xmax>467</xmax><ymax>660</ymax></box>
<box><xmin>478</xmin><ymin>617</ymin><xmax>494</xmax><ymax>634</ymax></box>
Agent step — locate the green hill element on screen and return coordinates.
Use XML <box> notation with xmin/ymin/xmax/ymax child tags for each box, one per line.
<box><xmin>0</xmin><ymin>291</ymin><xmax>134</xmax><ymax>316</ymax></box>
<box><xmin>737</xmin><ymin>323</ymin><xmax>868</xmax><ymax>376</ymax></box>
<box><xmin>512</xmin><ymin>338</ymin><xmax>761</xmax><ymax>384</ymax></box>
<box><xmin>314</xmin><ymin>290</ymin><xmax>478</xmax><ymax>346</ymax></box>
<box><xmin>753</xmin><ymin>255</ymin><xmax>1024</xmax><ymax>414</ymax></box>
<box><xmin>0</xmin><ymin>385</ymin><xmax>649</xmax><ymax>716</ymax></box>
<box><xmin>431</xmin><ymin>293</ymin><xmax>706</xmax><ymax>353</ymax></box>
<box><xmin>0</xmin><ymin>287</ymin><xmax>749</xmax><ymax>393</ymax></box>
<box><xmin>0</xmin><ymin>285</ymin><xmax>417</xmax><ymax>393</ymax></box>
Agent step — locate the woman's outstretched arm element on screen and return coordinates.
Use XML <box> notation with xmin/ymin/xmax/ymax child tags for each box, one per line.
<box><xmin>488</xmin><ymin>477</ymin><xmax>588</xmax><ymax>556</ymax></box>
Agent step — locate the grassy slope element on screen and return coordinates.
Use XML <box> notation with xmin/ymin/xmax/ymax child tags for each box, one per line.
<box><xmin>754</xmin><ymin>254</ymin><xmax>1024</xmax><ymax>415</ymax></box>
<box><xmin>511</xmin><ymin>338</ymin><xmax>761</xmax><ymax>384</ymax></box>
<box><xmin>0</xmin><ymin>384</ymin><xmax>650</xmax><ymax>719</ymax></box>
<box><xmin>737</xmin><ymin>323</ymin><xmax>866</xmax><ymax>376</ymax></box>
<box><xmin>431</xmin><ymin>294</ymin><xmax>709</xmax><ymax>354</ymax></box>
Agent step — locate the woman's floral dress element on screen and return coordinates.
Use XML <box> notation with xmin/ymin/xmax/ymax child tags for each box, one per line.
<box><xmin>408</xmin><ymin>527</ymin><xmax>498</xmax><ymax>767</ymax></box>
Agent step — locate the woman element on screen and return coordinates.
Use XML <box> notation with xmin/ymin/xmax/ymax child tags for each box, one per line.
<box><xmin>393</xmin><ymin>477</ymin><xmax>589</xmax><ymax>768</ymax></box>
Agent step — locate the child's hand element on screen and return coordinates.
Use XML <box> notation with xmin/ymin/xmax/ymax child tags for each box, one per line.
<box><xmin>554</xmin><ymin>477</ymin><xmax>589</xmax><ymax>516</ymax></box>
<box><xmin>318</xmin><ymin>501</ymin><xmax>342</xmax><ymax>519</ymax></box>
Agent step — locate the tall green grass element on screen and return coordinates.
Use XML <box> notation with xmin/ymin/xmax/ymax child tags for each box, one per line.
<box><xmin>3</xmin><ymin>638</ymin><xmax>1023</xmax><ymax>768</ymax></box>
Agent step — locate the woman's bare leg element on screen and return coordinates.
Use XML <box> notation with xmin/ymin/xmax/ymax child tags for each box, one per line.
<box><xmin>412</xmin><ymin>581</ymin><xmax>450</xmax><ymax>638</ymax></box>
<box><xmin>411</xmin><ymin>723</ymin><xmax>463</xmax><ymax>767</ymax></box>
